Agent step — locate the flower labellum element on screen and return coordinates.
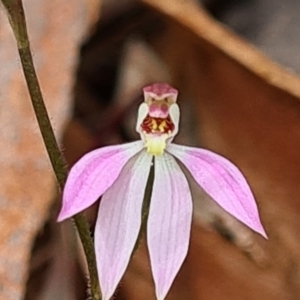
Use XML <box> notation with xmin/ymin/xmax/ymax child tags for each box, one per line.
<box><xmin>58</xmin><ymin>83</ymin><xmax>267</xmax><ymax>300</ymax></box>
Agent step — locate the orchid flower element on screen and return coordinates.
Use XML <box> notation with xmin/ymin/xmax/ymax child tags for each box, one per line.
<box><xmin>58</xmin><ymin>83</ymin><xmax>266</xmax><ymax>300</ymax></box>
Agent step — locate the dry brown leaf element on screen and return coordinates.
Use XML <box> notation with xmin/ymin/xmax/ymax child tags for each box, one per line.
<box><xmin>0</xmin><ymin>1</ymin><xmax>101</xmax><ymax>299</ymax></box>
<box><xmin>110</xmin><ymin>0</ymin><xmax>300</xmax><ymax>299</ymax></box>
<box><xmin>17</xmin><ymin>0</ymin><xmax>300</xmax><ymax>298</ymax></box>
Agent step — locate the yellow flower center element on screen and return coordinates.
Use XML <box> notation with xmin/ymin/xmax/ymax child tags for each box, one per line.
<box><xmin>141</xmin><ymin>115</ymin><xmax>175</xmax><ymax>155</ymax></box>
<box><xmin>145</xmin><ymin>137</ymin><xmax>166</xmax><ymax>156</ymax></box>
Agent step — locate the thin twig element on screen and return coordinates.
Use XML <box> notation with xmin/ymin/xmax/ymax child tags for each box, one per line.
<box><xmin>1</xmin><ymin>1</ymin><xmax>101</xmax><ymax>299</ymax></box>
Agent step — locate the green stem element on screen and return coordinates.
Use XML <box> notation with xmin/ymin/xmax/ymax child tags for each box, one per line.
<box><xmin>74</xmin><ymin>214</ymin><xmax>101</xmax><ymax>300</ymax></box>
<box><xmin>132</xmin><ymin>162</ymin><xmax>154</xmax><ymax>254</ymax></box>
<box><xmin>1</xmin><ymin>1</ymin><xmax>101</xmax><ymax>299</ymax></box>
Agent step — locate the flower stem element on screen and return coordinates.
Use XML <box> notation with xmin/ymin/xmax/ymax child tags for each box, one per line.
<box><xmin>1</xmin><ymin>1</ymin><xmax>101</xmax><ymax>299</ymax></box>
<box><xmin>132</xmin><ymin>162</ymin><xmax>154</xmax><ymax>254</ymax></box>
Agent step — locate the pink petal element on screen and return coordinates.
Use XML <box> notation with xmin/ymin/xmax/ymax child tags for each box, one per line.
<box><xmin>58</xmin><ymin>141</ymin><xmax>143</xmax><ymax>221</ymax></box>
<box><xmin>148</xmin><ymin>153</ymin><xmax>193</xmax><ymax>300</ymax></box>
<box><xmin>168</xmin><ymin>144</ymin><xmax>267</xmax><ymax>238</ymax></box>
<box><xmin>95</xmin><ymin>151</ymin><xmax>152</xmax><ymax>300</ymax></box>
<box><xmin>143</xmin><ymin>83</ymin><xmax>178</xmax><ymax>101</ymax></box>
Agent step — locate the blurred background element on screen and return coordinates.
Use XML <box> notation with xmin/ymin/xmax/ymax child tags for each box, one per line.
<box><xmin>2</xmin><ymin>0</ymin><xmax>300</xmax><ymax>299</ymax></box>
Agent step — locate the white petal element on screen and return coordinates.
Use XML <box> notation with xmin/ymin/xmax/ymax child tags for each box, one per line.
<box><xmin>148</xmin><ymin>153</ymin><xmax>193</xmax><ymax>300</ymax></box>
<box><xmin>136</xmin><ymin>102</ymin><xmax>149</xmax><ymax>134</ymax></box>
<box><xmin>95</xmin><ymin>151</ymin><xmax>152</xmax><ymax>300</ymax></box>
<box><xmin>168</xmin><ymin>103</ymin><xmax>180</xmax><ymax>137</ymax></box>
